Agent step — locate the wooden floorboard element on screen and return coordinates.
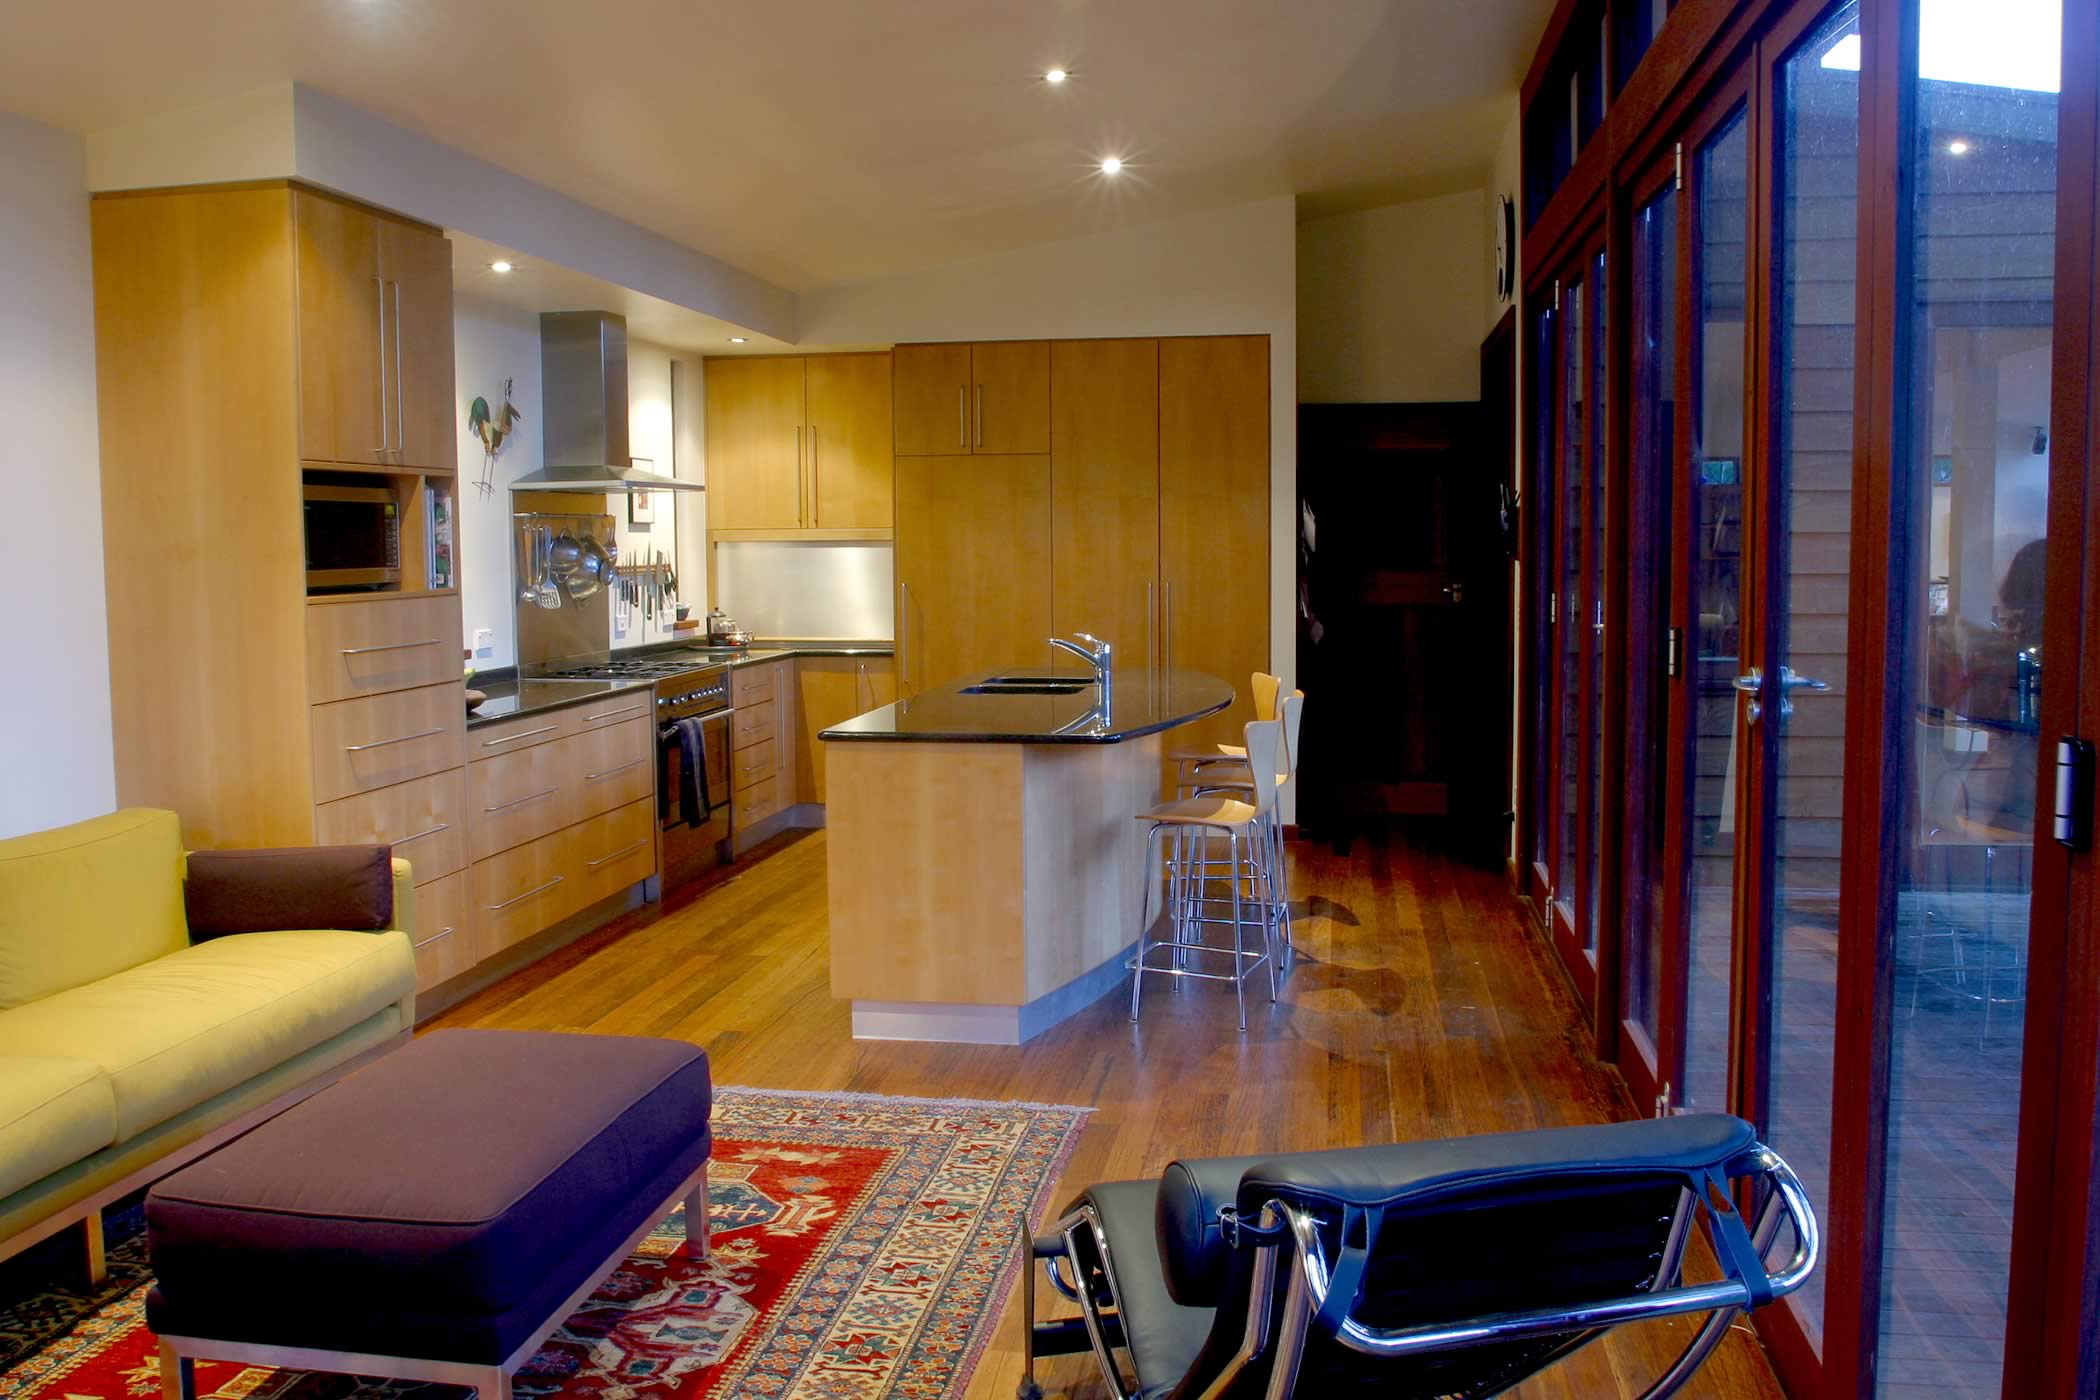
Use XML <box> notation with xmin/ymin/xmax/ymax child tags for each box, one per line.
<box><xmin>430</xmin><ymin>827</ymin><xmax>1790</xmax><ymax>1400</ymax></box>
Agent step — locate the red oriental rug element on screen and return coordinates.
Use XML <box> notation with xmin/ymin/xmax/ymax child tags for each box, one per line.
<box><xmin>0</xmin><ymin>1089</ymin><xmax>1089</xmax><ymax>1400</ymax></box>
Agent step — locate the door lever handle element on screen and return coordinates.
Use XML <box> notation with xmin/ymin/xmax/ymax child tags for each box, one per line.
<box><xmin>1733</xmin><ymin>667</ymin><xmax>1764</xmax><ymax>725</ymax></box>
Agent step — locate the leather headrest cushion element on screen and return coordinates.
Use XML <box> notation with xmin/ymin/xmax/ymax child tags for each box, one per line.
<box><xmin>1155</xmin><ymin>1153</ymin><xmax>1268</xmax><ymax>1307</ymax></box>
<box><xmin>184</xmin><ymin>845</ymin><xmax>394</xmax><ymax>940</ymax></box>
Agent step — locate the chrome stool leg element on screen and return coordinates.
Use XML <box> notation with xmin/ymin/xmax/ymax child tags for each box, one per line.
<box><xmin>1229</xmin><ymin>831</ymin><xmax>1248</xmax><ymax>1030</ymax></box>
<box><xmin>1131</xmin><ymin>823</ymin><xmax>1162</xmax><ymax>1023</ymax></box>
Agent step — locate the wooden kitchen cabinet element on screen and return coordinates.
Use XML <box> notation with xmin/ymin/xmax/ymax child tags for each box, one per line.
<box><xmin>1050</xmin><ymin>338</ymin><xmax>1161</xmax><ymax>667</ymax></box>
<box><xmin>1160</xmin><ymin>334</ymin><xmax>1270</xmax><ymax>755</ymax></box>
<box><xmin>293</xmin><ymin>189</ymin><xmax>454</xmax><ymax>471</ymax></box>
<box><xmin>794</xmin><ymin>655</ymin><xmax>897</xmax><ymax>804</ymax></box>
<box><xmin>705</xmin><ymin>356</ymin><xmax>807</xmax><ymax>530</ymax></box>
<box><xmin>891</xmin><ymin>341</ymin><xmax>1049</xmax><ymax>456</ymax></box>
<box><xmin>804</xmin><ymin>353</ymin><xmax>893</xmax><ymax>528</ymax></box>
<box><xmin>895</xmin><ymin>454</ymin><xmax>1053</xmax><ymax>695</ymax></box>
<box><xmin>705</xmin><ymin>352</ymin><xmax>893</xmax><ymax>534</ymax></box>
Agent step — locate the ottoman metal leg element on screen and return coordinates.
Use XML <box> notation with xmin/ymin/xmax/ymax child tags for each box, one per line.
<box><xmin>682</xmin><ymin>1160</ymin><xmax>711</xmax><ymax>1259</ymax></box>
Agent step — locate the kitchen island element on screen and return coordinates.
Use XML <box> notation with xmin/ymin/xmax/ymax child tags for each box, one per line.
<box><xmin>820</xmin><ymin>668</ymin><xmax>1233</xmax><ymax>1043</ymax></box>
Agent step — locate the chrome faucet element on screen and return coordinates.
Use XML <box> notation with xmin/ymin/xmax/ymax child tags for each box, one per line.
<box><xmin>1048</xmin><ymin>633</ymin><xmax>1113</xmax><ymax>698</ymax></box>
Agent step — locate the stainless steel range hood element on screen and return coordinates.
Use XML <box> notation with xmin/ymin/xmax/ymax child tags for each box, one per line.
<box><xmin>511</xmin><ymin>310</ymin><xmax>702</xmax><ymax>494</ymax></box>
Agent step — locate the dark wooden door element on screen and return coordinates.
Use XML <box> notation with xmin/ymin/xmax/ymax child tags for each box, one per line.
<box><xmin>1297</xmin><ymin>402</ymin><xmax>1510</xmax><ymax>853</ymax></box>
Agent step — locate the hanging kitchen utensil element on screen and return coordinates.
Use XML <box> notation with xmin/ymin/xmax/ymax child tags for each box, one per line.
<box><xmin>536</xmin><ymin>527</ymin><xmax>563</xmax><ymax>610</ymax></box>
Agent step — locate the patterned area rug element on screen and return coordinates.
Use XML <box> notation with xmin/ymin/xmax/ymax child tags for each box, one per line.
<box><xmin>0</xmin><ymin>1089</ymin><xmax>1089</xmax><ymax>1400</ymax></box>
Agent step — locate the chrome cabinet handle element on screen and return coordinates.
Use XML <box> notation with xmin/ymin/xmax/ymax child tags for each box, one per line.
<box><xmin>483</xmin><ymin>785</ymin><xmax>557</xmax><ymax>813</ymax></box>
<box><xmin>585</xmin><ymin>757</ymin><xmax>646</xmax><ymax>782</ymax></box>
<box><xmin>340</xmin><ymin>638</ymin><xmax>443</xmax><ymax>656</ymax></box>
<box><xmin>488</xmin><ymin>875</ymin><xmax>563</xmax><ymax>911</ymax></box>
<box><xmin>481</xmin><ymin>724</ymin><xmax>558</xmax><ymax>747</ymax></box>
<box><xmin>373</xmin><ymin>276</ymin><xmax>389</xmax><ymax>456</ymax></box>
<box><xmin>392</xmin><ymin>279</ymin><xmax>406</xmax><ymax>457</ymax></box>
<box><xmin>344</xmin><ymin>726</ymin><xmax>445</xmax><ymax>752</ymax></box>
<box><xmin>414</xmin><ymin>926</ymin><xmax>455</xmax><ymax>948</ymax></box>
<box><xmin>393</xmin><ymin>821</ymin><xmax>450</xmax><ymax>846</ymax></box>
<box><xmin>586</xmin><ymin>838</ymin><xmax>648</xmax><ymax>868</ymax></box>
<box><xmin>582</xmin><ymin>704</ymin><xmax>647</xmax><ymax>723</ymax></box>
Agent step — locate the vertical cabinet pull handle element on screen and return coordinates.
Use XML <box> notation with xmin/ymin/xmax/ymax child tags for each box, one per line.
<box><xmin>809</xmin><ymin>425</ymin><xmax>818</xmax><ymax>528</ymax></box>
<box><xmin>373</xmin><ymin>277</ymin><xmax>389</xmax><ymax>456</ymax></box>
<box><xmin>393</xmin><ymin>279</ymin><xmax>406</xmax><ymax>458</ymax></box>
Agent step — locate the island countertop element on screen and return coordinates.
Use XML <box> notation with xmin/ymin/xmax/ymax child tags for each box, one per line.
<box><xmin>819</xmin><ymin>668</ymin><xmax>1233</xmax><ymax>744</ymax></box>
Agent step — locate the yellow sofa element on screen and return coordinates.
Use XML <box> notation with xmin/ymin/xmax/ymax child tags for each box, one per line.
<box><xmin>0</xmin><ymin>809</ymin><xmax>419</xmax><ymax>1277</ymax></box>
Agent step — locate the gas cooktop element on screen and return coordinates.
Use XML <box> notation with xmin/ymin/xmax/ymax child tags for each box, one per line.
<box><xmin>540</xmin><ymin>654</ymin><xmax>723</xmax><ymax>681</ymax></box>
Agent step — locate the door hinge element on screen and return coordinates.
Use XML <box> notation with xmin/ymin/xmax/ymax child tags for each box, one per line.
<box><xmin>2055</xmin><ymin>737</ymin><xmax>2095</xmax><ymax>850</ymax></box>
<box><xmin>1655</xmin><ymin>1082</ymin><xmax>1673</xmax><ymax>1118</ymax></box>
<box><xmin>1553</xmin><ymin>279</ymin><xmax>1562</xmax><ymax>312</ymax></box>
<box><xmin>1674</xmin><ymin>142</ymin><xmax>1684</xmax><ymax>190</ymax></box>
<box><xmin>1549</xmin><ymin>591</ymin><xmax>1558</xmax><ymax>624</ymax></box>
<box><xmin>1666</xmin><ymin>625</ymin><xmax>1682</xmax><ymax>678</ymax></box>
<box><xmin>1594</xmin><ymin>599</ymin><xmax>1605</xmax><ymax>636</ymax></box>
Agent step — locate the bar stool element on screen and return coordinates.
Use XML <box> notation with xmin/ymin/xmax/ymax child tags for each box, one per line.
<box><xmin>1187</xmin><ymin>690</ymin><xmax>1303</xmax><ymax>958</ymax></box>
<box><xmin>1166</xmin><ymin>671</ymin><xmax>1281</xmax><ymax>791</ymax></box>
<box><xmin>1129</xmin><ymin>720</ymin><xmax>1285</xmax><ymax>1030</ymax></box>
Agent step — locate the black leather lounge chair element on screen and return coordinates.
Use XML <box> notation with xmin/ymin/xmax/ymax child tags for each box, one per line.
<box><xmin>1017</xmin><ymin>1113</ymin><xmax>1818</xmax><ymax>1399</ymax></box>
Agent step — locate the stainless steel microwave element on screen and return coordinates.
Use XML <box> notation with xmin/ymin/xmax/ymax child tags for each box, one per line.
<box><xmin>304</xmin><ymin>483</ymin><xmax>402</xmax><ymax>590</ymax></box>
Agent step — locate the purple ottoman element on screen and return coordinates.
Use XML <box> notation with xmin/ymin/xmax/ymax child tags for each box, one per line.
<box><xmin>146</xmin><ymin>1029</ymin><xmax>712</xmax><ymax>1400</ymax></box>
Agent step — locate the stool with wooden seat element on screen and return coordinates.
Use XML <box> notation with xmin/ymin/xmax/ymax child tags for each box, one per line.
<box><xmin>1130</xmin><ymin>721</ymin><xmax>1285</xmax><ymax>1030</ymax></box>
<box><xmin>1186</xmin><ymin>690</ymin><xmax>1304</xmax><ymax>958</ymax></box>
<box><xmin>1168</xmin><ymin>671</ymin><xmax>1282</xmax><ymax>791</ymax></box>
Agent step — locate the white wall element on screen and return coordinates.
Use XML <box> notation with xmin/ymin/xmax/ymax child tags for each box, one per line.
<box><xmin>799</xmin><ymin>195</ymin><xmax>1299</xmax><ymax>701</ymax></box>
<box><xmin>613</xmin><ymin>338</ymin><xmax>703</xmax><ymax>649</ymax></box>
<box><xmin>1297</xmin><ymin>189</ymin><xmax>1488</xmax><ymax>404</ymax></box>
<box><xmin>0</xmin><ymin>111</ymin><xmax>115</xmax><ymax>837</ymax></box>
<box><xmin>453</xmin><ymin>294</ymin><xmax>544</xmax><ymax>672</ymax></box>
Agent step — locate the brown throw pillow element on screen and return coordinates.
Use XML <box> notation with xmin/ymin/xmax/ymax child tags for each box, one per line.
<box><xmin>184</xmin><ymin>846</ymin><xmax>394</xmax><ymax>941</ymax></box>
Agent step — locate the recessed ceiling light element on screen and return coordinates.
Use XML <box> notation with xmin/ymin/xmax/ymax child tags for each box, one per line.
<box><xmin>1099</xmin><ymin>156</ymin><xmax>1124</xmax><ymax>175</ymax></box>
<box><xmin>728</xmin><ymin>336</ymin><xmax>747</xmax><ymax>344</ymax></box>
<box><xmin>1948</xmin><ymin>139</ymin><xmax>1971</xmax><ymax>155</ymax></box>
<box><xmin>1045</xmin><ymin>67</ymin><xmax>1068</xmax><ymax>84</ymax></box>
<box><xmin>489</xmin><ymin>260</ymin><xmax>514</xmax><ymax>273</ymax></box>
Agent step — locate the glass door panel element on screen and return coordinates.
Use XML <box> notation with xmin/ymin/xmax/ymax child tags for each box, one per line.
<box><xmin>1528</xmin><ymin>304</ymin><xmax>1558</xmax><ymax>889</ymax></box>
<box><xmin>1765</xmin><ymin>0</ymin><xmax>1862</xmax><ymax>1345</ymax></box>
<box><xmin>1684</xmin><ymin>109</ymin><xmax>1751</xmax><ymax>1116</ymax></box>
<box><xmin>1585</xmin><ymin>249</ymin><xmax>1609</xmax><ymax>958</ymax></box>
<box><xmin>1623</xmin><ymin>182</ymin><xmax>1678</xmax><ymax>1062</ymax></box>
<box><xmin>1557</xmin><ymin>278</ymin><xmax>1587</xmax><ymax>926</ymax></box>
<box><xmin>1879</xmin><ymin>0</ymin><xmax>2061</xmax><ymax>1390</ymax></box>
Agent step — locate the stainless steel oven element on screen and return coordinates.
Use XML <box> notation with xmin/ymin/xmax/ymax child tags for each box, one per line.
<box><xmin>657</xmin><ymin>669</ymin><xmax>733</xmax><ymax>887</ymax></box>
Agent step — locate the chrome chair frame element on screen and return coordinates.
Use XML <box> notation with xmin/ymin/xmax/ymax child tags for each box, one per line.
<box><xmin>1018</xmin><ymin>1144</ymin><xmax>1819</xmax><ymax>1400</ymax></box>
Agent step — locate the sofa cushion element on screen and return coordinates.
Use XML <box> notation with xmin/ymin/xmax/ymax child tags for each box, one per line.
<box><xmin>0</xmin><ymin>929</ymin><xmax>416</xmax><ymax>1142</ymax></box>
<box><xmin>0</xmin><ymin>810</ymin><xmax>187</xmax><ymax>1010</ymax></box>
<box><xmin>184</xmin><ymin>846</ymin><xmax>394</xmax><ymax>941</ymax></box>
<box><xmin>0</xmin><ymin>1055</ymin><xmax>117</xmax><ymax>1201</ymax></box>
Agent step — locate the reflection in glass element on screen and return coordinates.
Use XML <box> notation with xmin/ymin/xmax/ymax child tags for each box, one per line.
<box><xmin>1624</xmin><ymin>185</ymin><xmax>1677</xmax><ymax>1049</ymax></box>
<box><xmin>1585</xmin><ymin>249</ymin><xmax>1608</xmax><ymax>955</ymax></box>
<box><xmin>1684</xmin><ymin>110</ymin><xmax>1749</xmax><ymax>1116</ymax></box>
<box><xmin>1880</xmin><ymin>0</ymin><xmax>2059</xmax><ymax>1391</ymax></box>
<box><xmin>1557</xmin><ymin>281</ymin><xmax>1586</xmax><ymax>922</ymax></box>
<box><xmin>1768</xmin><ymin>0</ymin><xmax>1861</xmax><ymax>1345</ymax></box>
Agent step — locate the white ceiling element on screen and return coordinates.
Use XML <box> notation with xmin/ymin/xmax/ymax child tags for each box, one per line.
<box><xmin>6</xmin><ymin>0</ymin><xmax>1551</xmax><ymax>294</ymax></box>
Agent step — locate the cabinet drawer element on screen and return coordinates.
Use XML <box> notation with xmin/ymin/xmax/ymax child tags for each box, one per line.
<box><xmin>469</xmin><ymin>717</ymin><xmax>654</xmax><ymax>860</ymax></box>
<box><xmin>733</xmin><ymin>777</ymin><xmax>779</xmax><ymax>831</ymax></box>
<box><xmin>408</xmin><ymin>871</ymin><xmax>475</xmax><ymax>991</ymax></box>
<box><xmin>306</xmin><ymin>596</ymin><xmax>463</xmax><ymax>704</ymax></box>
<box><xmin>732</xmin><ymin>739</ymin><xmax>775</xmax><ymax>791</ymax></box>
<box><xmin>731</xmin><ymin>662</ymin><xmax>778</xmax><ymax>709</ymax></box>
<box><xmin>732</xmin><ymin>699</ymin><xmax>776</xmax><ymax>749</ymax></box>
<box><xmin>472</xmin><ymin>798</ymin><xmax>655</xmax><ymax>954</ymax></box>
<box><xmin>314</xmin><ymin>767</ymin><xmax>465</xmax><ymax>884</ymax></box>
<box><xmin>311</xmin><ymin>682</ymin><xmax>466</xmax><ymax>804</ymax></box>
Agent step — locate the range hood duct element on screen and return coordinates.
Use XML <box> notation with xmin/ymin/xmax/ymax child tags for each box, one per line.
<box><xmin>511</xmin><ymin>310</ymin><xmax>701</xmax><ymax>494</ymax></box>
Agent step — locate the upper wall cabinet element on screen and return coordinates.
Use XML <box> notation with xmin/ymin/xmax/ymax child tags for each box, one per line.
<box><xmin>705</xmin><ymin>352</ymin><xmax>894</xmax><ymax>534</ymax></box>
<box><xmin>293</xmin><ymin>189</ymin><xmax>455</xmax><ymax>472</ymax></box>
<box><xmin>893</xmin><ymin>341</ymin><xmax>1049</xmax><ymax>456</ymax></box>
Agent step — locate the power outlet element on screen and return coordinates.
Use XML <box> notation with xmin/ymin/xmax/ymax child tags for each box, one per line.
<box><xmin>472</xmin><ymin>627</ymin><xmax>496</xmax><ymax>659</ymax></box>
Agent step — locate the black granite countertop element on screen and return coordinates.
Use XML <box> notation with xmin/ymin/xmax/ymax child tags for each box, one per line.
<box><xmin>819</xmin><ymin>668</ymin><xmax>1233</xmax><ymax>744</ymax></box>
<box><xmin>466</xmin><ymin>677</ymin><xmax>652</xmax><ymax>728</ymax></box>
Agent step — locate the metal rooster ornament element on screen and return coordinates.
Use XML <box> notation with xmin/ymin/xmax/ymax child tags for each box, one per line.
<box><xmin>466</xmin><ymin>378</ymin><xmax>523</xmax><ymax>496</ymax></box>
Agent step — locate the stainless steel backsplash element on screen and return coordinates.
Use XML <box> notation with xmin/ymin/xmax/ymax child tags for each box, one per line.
<box><xmin>714</xmin><ymin>541</ymin><xmax>894</xmax><ymax>640</ymax></box>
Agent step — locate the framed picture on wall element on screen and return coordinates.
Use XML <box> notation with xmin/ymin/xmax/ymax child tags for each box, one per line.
<box><xmin>628</xmin><ymin>459</ymin><xmax>656</xmax><ymax>524</ymax></box>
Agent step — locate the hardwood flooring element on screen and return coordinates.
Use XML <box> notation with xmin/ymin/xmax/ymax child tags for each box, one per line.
<box><xmin>430</xmin><ymin>827</ymin><xmax>1790</xmax><ymax>1400</ymax></box>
